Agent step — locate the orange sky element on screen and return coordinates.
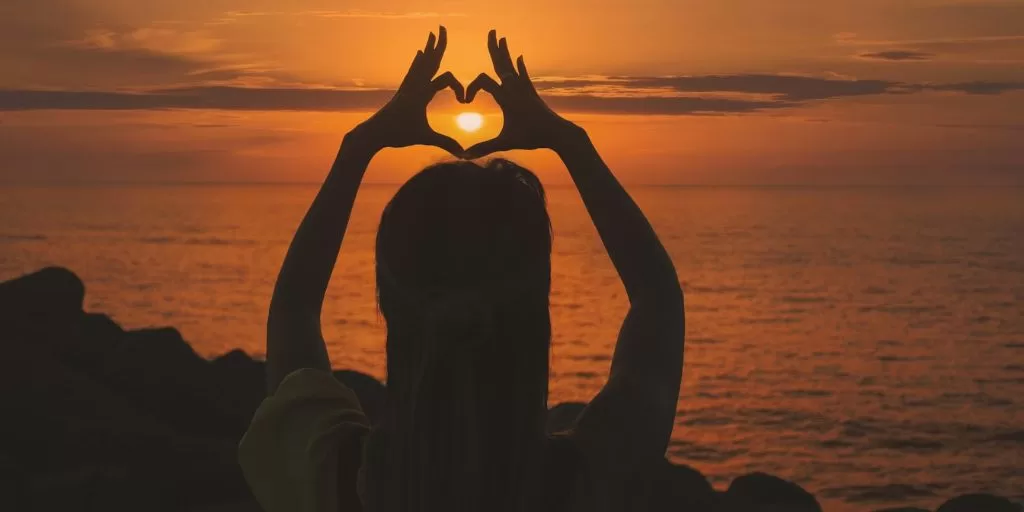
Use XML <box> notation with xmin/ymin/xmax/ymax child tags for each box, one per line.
<box><xmin>0</xmin><ymin>0</ymin><xmax>1021</xmax><ymax>184</ymax></box>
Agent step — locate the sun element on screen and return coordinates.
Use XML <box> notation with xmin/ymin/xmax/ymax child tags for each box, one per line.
<box><xmin>455</xmin><ymin>112</ymin><xmax>483</xmax><ymax>132</ymax></box>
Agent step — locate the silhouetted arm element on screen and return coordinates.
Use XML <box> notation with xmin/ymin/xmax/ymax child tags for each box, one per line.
<box><xmin>266</xmin><ymin>139</ymin><xmax>374</xmax><ymax>394</ymax></box>
<box><xmin>464</xmin><ymin>30</ymin><xmax>685</xmax><ymax>471</ymax></box>
<box><xmin>266</xmin><ymin>27</ymin><xmax>463</xmax><ymax>394</ymax></box>
<box><xmin>554</xmin><ymin>128</ymin><xmax>685</xmax><ymax>469</ymax></box>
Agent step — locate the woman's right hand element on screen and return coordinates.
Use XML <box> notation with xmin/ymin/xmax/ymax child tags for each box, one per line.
<box><xmin>351</xmin><ymin>26</ymin><xmax>465</xmax><ymax>157</ymax></box>
<box><xmin>462</xmin><ymin>30</ymin><xmax>584</xmax><ymax>159</ymax></box>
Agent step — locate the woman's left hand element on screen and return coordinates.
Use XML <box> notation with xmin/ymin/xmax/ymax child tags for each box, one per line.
<box><xmin>351</xmin><ymin>26</ymin><xmax>465</xmax><ymax>156</ymax></box>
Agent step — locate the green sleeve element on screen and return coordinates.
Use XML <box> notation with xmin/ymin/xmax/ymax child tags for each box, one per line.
<box><xmin>238</xmin><ymin>368</ymin><xmax>370</xmax><ymax>512</ymax></box>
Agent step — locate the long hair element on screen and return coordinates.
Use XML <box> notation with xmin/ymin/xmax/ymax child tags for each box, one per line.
<box><xmin>364</xmin><ymin>159</ymin><xmax>554</xmax><ymax>512</ymax></box>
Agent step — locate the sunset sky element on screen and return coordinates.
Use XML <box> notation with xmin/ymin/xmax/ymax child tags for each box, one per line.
<box><xmin>1</xmin><ymin>0</ymin><xmax>1021</xmax><ymax>185</ymax></box>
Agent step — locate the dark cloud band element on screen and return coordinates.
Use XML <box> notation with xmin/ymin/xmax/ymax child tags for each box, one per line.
<box><xmin>857</xmin><ymin>51</ymin><xmax>934</xmax><ymax>61</ymax></box>
<box><xmin>0</xmin><ymin>75</ymin><xmax>1020</xmax><ymax>115</ymax></box>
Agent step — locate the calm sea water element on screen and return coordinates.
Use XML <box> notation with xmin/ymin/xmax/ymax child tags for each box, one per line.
<box><xmin>1</xmin><ymin>184</ymin><xmax>1022</xmax><ymax>511</ymax></box>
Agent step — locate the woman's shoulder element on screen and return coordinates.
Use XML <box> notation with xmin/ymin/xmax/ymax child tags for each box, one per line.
<box><xmin>238</xmin><ymin>368</ymin><xmax>371</xmax><ymax>512</ymax></box>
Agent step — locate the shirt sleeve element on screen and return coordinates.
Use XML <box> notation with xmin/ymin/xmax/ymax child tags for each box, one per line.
<box><xmin>238</xmin><ymin>368</ymin><xmax>371</xmax><ymax>512</ymax></box>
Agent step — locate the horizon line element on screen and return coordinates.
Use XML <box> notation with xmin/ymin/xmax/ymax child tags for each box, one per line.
<box><xmin>1</xmin><ymin>180</ymin><xmax>1022</xmax><ymax>189</ymax></box>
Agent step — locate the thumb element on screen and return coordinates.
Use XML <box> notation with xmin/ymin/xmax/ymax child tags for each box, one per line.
<box><xmin>425</xmin><ymin>131</ymin><xmax>465</xmax><ymax>157</ymax></box>
<box><xmin>463</xmin><ymin>136</ymin><xmax>509</xmax><ymax>160</ymax></box>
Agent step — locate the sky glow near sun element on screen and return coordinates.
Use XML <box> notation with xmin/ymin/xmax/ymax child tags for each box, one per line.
<box><xmin>0</xmin><ymin>0</ymin><xmax>1021</xmax><ymax>184</ymax></box>
<box><xmin>455</xmin><ymin>112</ymin><xmax>484</xmax><ymax>132</ymax></box>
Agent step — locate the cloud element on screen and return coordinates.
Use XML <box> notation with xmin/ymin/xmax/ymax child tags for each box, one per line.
<box><xmin>857</xmin><ymin>51</ymin><xmax>934</xmax><ymax>61</ymax></box>
<box><xmin>33</xmin><ymin>27</ymin><xmax>280</xmax><ymax>86</ymax></box>
<box><xmin>0</xmin><ymin>0</ymin><xmax>288</xmax><ymax>89</ymax></box>
<box><xmin>837</xmin><ymin>34</ymin><xmax>1024</xmax><ymax>61</ymax></box>
<box><xmin>936</xmin><ymin>123</ymin><xmax>1024</xmax><ymax>132</ymax></box>
<box><xmin>534</xmin><ymin>74</ymin><xmax>900</xmax><ymax>102</ymax></box>
<box><xmin>917</xmin><ymin>81</ymin><xmax>1024</xmax><ymax>95</ymax></box>
<box><xmin>869</xmin><ymin>35</ymin><xmax>1023</xmax><ymax>53</ymax></box>
<box><xmin>0</xmin><ymin>86</ymin><xmax>781</xmax><ymax>115</ymax></box>
<box><xmin>214</xmin><ymin>9</ymin><xmax>467</xmax><ymax>24</ymax></box>
<box><xmin>2</xmin><ymin>72</ymin><xmax>1021</xmax><ymax>115</ymax></box>
<box><xmin>14</xmin><ymin>44</ymin><xmax>249</xmax><ymax>88</ymax></box>
<box><xmin>0</xmin><ymin>87</ymin><xmax>395</xmax><ymax>112</ymax></box>
<box><xmin>62</xmin><ymin>27</ymin><xmax>222</xmax><ymax>55</ymax></box>
<box><xmin>300</xmin><ymin>10</ymin><xmax>468</xmax><ymax>19</ymax></box>
<box><xmin>54</xmin><ymin>26</ymin><xmax>289</xmax><ymax>83</ymax></box>
<box><xmin>542</xmin><ymin>95</ymin><xmax>782</xmax><ymax>115</ymax></box>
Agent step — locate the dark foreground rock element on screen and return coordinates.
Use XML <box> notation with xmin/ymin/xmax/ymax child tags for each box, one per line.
<box><xmin>723</xmin><ymin>472</ymin><xmax>823</xmax><ymax>512</ymax></box>
<box><xmin>2</xmin><ymin>267</ymin><xmax>1020</xmax><ymax>512</ymax></box>
<box><xmin>0</xmin><ymin>268</ymin><xmax>384</xmax><ymax>511</ymax></box>
<box><xmin>0</xmin><ymin>266</ymin><xmax>84</xmax><ymax>340</ymax></box>
<box><xmin>936</xmin><ymin>493</ymin><xmax>1022</xmax><ymax>512</ymax></box>
<box><xmin>647</xmin><ymin>458</ymin><xmax>718</xmax><ymax>510</ymax></box>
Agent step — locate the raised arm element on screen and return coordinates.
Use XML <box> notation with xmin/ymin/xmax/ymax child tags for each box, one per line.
<box><xmin>464</xmin><ymin>30</ymin><xmax>685</xmax><ymax>469</ymax></box>
<box><xmin>550</xmin><ymin>121</ymin><xmax>685</xmax><ymax>469</ymax></box>
<box><xmin>266</xmin><ymin>27</ymin><xmax>464</xmax><ymax>394</ymax></box>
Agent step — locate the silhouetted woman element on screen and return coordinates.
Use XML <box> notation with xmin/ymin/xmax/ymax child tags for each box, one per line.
<box><xmin>239</xmin><ymin>28</ymin><xmax>685</xmax><ymax>512</ymax></box>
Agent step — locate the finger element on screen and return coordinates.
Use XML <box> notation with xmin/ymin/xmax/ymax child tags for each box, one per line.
<box><xmin>463</xmin><ymin>136</ymin><xmax>510</xmax><ymax>160</ymax></box>
<box><xmin>426</xmin><ymin>132</ymin><xmax>465</xmax><ymax>157</ymax></box>
<box><xmin>495</xmin><ymin>37</ymin><xmax>518</xmax><ymax>84</ymax></box>
<box><xmin>424</xmin><ymin>32</ymin><xmax>437</xmax><ymax>54</ymax></box>
<box><xmin>431</xmin><ymin>71</ymin><xmax>465</xmax><ymax>103</ymax></box>
<box><xmin>399</xmin><ymin>50</ymin><xmax>426</xmax><ymax>89</ymax></box>
<box><xmin>435</xmin><ymin>26</ymin><xmax>447</xmax><ymax>57</ymax></box>
<box><xmin>516</xmin><ymin>56</ymin><xmax>529</xmax><ymax>80</ymax></box>
<box><xmin>516</xmin><ymin>55</ymin><xmax>540</xmax><ymax>96</ymax></box>
<box><xmin>487</xmin><ymin>29</ymin><xmax>503</xmax><ymax>77</ymax></box>
<box><xmin>466</xmin><ymin>73</ymin><xmax>502</xmax><ymax>103</ymax></box>
<box><xmin>415</xmin><ymin>32</ymin><xmax>438</xmax><ymax>81</ymax></box>
<box><xmin>424</xmin><ymin>25</ymin><xmax>447</xmax><ymax>77</ymax></box>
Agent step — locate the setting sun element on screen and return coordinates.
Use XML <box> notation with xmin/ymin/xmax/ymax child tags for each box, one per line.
<box><xmin>455</xmin><ymin>112</ymin><xmax>484</xmax><ymax>132</ymax></box>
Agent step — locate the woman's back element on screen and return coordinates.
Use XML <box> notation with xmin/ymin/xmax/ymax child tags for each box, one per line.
<box><xmin>246</xmin><ymin>26</ymin><xmax>684</xmax><ymax>512</ymax></box>
<box><xmin>241</xmin><ymin>370</ymin><xmax>596</xmax><ymax>512</ymax></box>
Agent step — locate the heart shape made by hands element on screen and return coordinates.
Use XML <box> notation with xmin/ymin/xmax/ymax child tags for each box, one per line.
<box><xmin>427</xmin><ymin>75</ymin><xmax>504</xmax><ymax>153</ymax></box>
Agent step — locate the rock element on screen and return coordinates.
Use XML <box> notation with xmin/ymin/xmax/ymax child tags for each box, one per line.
<box><xmin>1</xmin><ymin>332</ymin><xmax>252</xmax><ymax>510</ymax></box>
<box><xmin>56</xmin><ymin>312</ymin><xmax>126</xmax><ymax>371</ymax></box>
<box><xmin>0</xmin><ymin>266</ymin><xmax>84</xmax><ymax>315</ymax></box>
<box><xmin>0</xmin><ymin>267</ymin><xmax>848</xmax><ymax>512</ymax></box>
<box><xmin>546</xmin><ymin>402</ymin><xmax>587</xmax><ymax>433</ymax></box>
<box><xmin>93</xmin><ymin>327</ymin><xmax>247</xmax><ymax>437</ymax></box>
<box><xmin>185</xmin><ymin>502</ymin><xmax>264</xmax><ymax>512</ymax></box>
<box><xmin>724</xmin><ymin>472</ymin><xmax>822</xmax><ymax>512</ymax></box>
<box><xmin>0</xmin><ymin>269</ymin><xmax>361</xmax><ymax>511</ymax></box>
<box><xmin>211</xmin><ymin>349</ymin><xmax>265</xmax><ymax>387</ymax></box>
<box><xmin>26</xmin><ymin>448</ymin><xmax>252</xmax><ymax>512</ymax></box>
<box><xmin>645</xmin><ymin>459</ymin><xmax>717</xmax><ymax>511</ymax></box>
<box><xmin>0</xmin><ymin>454</ymin><xmax>28</xmax><ymax>511</ymax></box>
<box><xmin>210</xmin><ymin>349</ymin><xmax>268</xmax><ymax>420</ymax></box>
<box><xmin>28</xmin><ymin>466</ymin><xmax>171</xmax><ymax>512</ymax></box>
<box><xmin>0</xmin><ymin>266</ymin><xmax>85</xmax><ymax>342</ymax></box>
<box><xmin>937</xmin><ymin>493</ymin><xmax>1021</xmax><ymax>512</ymax></box>
<box><xmin>79</xmin><ymin>311</ymin><xmax>126</xmax><ymax>343</ymax></box>
<box><xmin>207</xmin><ymin>350</ymin><xmax>388</xmax><ymax>425</ymax></box>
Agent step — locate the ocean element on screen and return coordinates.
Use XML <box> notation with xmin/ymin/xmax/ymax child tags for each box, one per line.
<box><xmin>2</xmin><ymin>183</ymin><xmax>1022</xmax><ymax>510</ymax></box>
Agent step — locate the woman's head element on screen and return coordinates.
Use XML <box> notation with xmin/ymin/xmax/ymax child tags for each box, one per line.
<box><xmin>369</xmin><ymin>158</ymin><xmax>553</xmax><ymax>511</ymax></box>
<box><xmin>376</xmin><ymin>158</ymin><xmax>551</xmax><ymax>322</ymax></box>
